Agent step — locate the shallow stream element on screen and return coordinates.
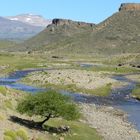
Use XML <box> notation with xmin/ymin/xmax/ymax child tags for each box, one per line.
<box><xmin>0</xmin><ymin>68</ymin><xmax>140</xmax><ymax>131</ymax></box>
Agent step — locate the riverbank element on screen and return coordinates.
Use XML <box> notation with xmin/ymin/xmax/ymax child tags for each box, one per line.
<box><xmin>20</xmin><ymin>69</ymin><xmax>119</xmax><ymax>96</ymax></box>
<box><xmin>1</xmin><ymin>86</ymin><xmax>140</xmax><ymax>140</ymax></box>
<box><xmin>123</xmin><ymin>74</ymin><xmax>140</xmax><ymax>100</ymax></box>
<box><xmin>0</xmin><ymin>87</ymin><xmax>102</xmax><ymax>140</ymax></box>
<box><xmin>80</xmin><ymin>103</ymin><xmax>140</xmax><ymax>140</ymax></box>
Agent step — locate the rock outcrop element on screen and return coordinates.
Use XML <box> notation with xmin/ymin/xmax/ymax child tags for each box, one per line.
<box><xmin>52</xmin><ymin>18</ymin><xmax>95</xmax><ymax>27</ymax></box>
<box><xmin>119</xmin><ymin>3</ymin><xmax>140</xmax><ymax>11</ymax></box>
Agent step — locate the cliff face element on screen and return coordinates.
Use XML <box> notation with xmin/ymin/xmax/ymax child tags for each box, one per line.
<box><xmin>119</xmin><ymin>3</ymin><xmax>140</xmax><ymax>11</ymax></box>
<box><xmin>52</xmin><ymin>18</ymin><xmax>95</xmax><ymax>27</ymax></box>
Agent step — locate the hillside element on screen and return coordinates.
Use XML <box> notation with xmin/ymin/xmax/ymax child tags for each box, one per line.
<box><xmin>18</xmin><ymin>4</ymin><xmax>140</xmax><ymax>56</ymax></box>
<box><xmin>88</xmin><ymin>10</ymin><xmax>140</xmax><ymax>54</ymax></box>
<box><xmin>18</xmin><ymin>18</ymin><xmax>95</xmax><ymax>51</ymax></box>
<box><xmin>0</xmin><ymin>40</ymin><xmax>17</xmax><ymax>51</ymax></box>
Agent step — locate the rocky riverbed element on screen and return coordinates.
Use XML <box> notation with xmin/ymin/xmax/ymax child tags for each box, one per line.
<box><xmin>80</xmin><ymin>103</ymin><xmax>140</xmax><ymax>140</ymax></box>
<box><xmin>21</xmin><ymin>69</ymin><xmax>117</xmax><ymax>90</ymax></box>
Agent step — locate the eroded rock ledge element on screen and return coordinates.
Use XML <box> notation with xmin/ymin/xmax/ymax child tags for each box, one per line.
<box><xmin>119</xmin><ymin>3</ymin><xmax>140</xmax><ymax>11</ymax></box>
<box><xmin>52</xmin><ymin>18</ymin><xmax>95</xmax><ymax>27</ymax></box>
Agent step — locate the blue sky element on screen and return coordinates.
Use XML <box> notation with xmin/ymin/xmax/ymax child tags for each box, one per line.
<box><xmin>1</xmin><ymin>0</ymin><xmax>140</xmax><ymax>23</ymax></box>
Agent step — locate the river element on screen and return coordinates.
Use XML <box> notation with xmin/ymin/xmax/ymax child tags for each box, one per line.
<box><xmin>0</xmin><ymin>68</ymin><xmax>140</xmax><ymax>131</ymax></box>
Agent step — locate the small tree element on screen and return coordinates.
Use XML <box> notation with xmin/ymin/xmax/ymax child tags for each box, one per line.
<box><xmin>17</xmin><ymin>90</ymin><xmax>80</xmax><ymax>127</ymax></box>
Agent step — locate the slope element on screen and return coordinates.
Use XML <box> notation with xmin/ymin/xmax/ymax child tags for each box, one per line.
<box><xmin>16</xmin><ymin>4</ymin><xmax>140</xmax><ymax>55</ymax></box>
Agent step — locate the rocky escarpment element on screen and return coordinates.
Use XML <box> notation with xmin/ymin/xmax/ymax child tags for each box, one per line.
<box><xmin>52</xmin><ymin>18</ymin><xmax>95</xmax><ymax>27</ymax></box>
<box><xmin>119</xmin><ymin>3</ymin><xmax>140</xmax><ymax>11</ymax></box>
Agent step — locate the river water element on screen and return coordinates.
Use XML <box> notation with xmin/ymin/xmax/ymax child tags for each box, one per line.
<box><xmin>0</xmin><ymin>68</ymin><xmax>140</xmax><ymax>131</ymax></box>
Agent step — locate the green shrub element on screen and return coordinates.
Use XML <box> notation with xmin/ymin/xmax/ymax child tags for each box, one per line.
<box><xmin>0</xmin><ymin>114</ymin><xmax>5</xmax><ymax>121</ymax></box>
<box><xmin>3</xmin><ymin>136</ymin><xmax>12</xmax><ymax>140</ymax></box>
<box><xmin>4</xmin><ymin>130</ymin><xmax>17</xmax><ymax>140</ymax></box>
<box><xmin>4</xmin><ymin>100</ymin><xmax>13</xmax><ymax>110</ymax></box>
<box><xmin>17</xmin><ymin>90</ymin><xmax>80</xmax><ymax>127</ymax></box>
<box><xmin>0</xmin><ymin>86</ymin><xmax>7</xmax><ymax>96</ymax></box>
<box><xmin>16</xmin><ymin>128</ymin><xmax>28</xmax><ymax>140</ymax></box>
<box><xmin>4</xmin><ymin>129</ymin><xmax>28</xmax><ymax>140</ymax></box>
<box><xmin>132</xmin><ymin>84</ymin><xmax>140</xmax><ymax>100</ymax></box>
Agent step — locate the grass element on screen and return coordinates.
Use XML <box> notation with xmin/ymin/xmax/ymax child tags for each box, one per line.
<box><xmin>16</xmin><ymin>128</ymin><xmax>28</xmax><ymax>140</ymax></box>
<box><xmin>4</xmin><ymin>130</ymin><xmax>17</xmax><ymax>140</ymax></box>
<box><xmin>46</xmin><ymin>118</ymin><xmax>102</xmax><ymax>140</ymax></box>
<box><xmin>131</xmin><ymin>84</ymin><xmax>140</xmax><ymax>100</ymax></box>
<box><xmin>0</xmin><ymin>53</ymin><xmax>48</xmax><ymax>76</ymax></box>
<box><xmin>0</xmin><ymin>114</ymin><xmax>5</xmax><ymax>121</ymax></box>
<box><xmin>4</xmin><ymin>100</ymin><xmax>13</xmax><ymax>110</ymax></box>
<box><xmin>81</xmin><ymin>65</ymin><xmax>140</xmax><ymax>74</ymax></box>
<box><xmin>46</xmin><ymin>83</ymin><xmax>112</xmax><ymax>97</ymax></box>
<box><xmin>103</xmin><ymin>53</ymin><xmax>140</xmax><ymax>65</ymax></box>
<box><xmin>4</xmin><ymin>136</ymin><xmax>13</xmax><ymax>140</ymax></box>
<box><xmin>4</xmin><ymin>129</ymin><xmax>28</xmax><ymax>140</ymax></box>
<box><xmin>84</xmin><ymin>83</ymin><xmax>112</xmax><ymax>96</ymax></box>
<box><xmin>0</xmin><ymin>86</ymin><xmax>7</xmax><ymax>96</ymax></box>
<box><xmin>0</xmin><ymin>88</ymin><xmax>20</xmax><ymax>110</ymax></box>
<box><xmin>0</xmin><ymin>51</ymin><xmax>139</xmax><ymax>77</ymax></box>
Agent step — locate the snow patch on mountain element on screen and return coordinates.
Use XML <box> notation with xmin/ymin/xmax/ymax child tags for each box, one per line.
<box><xmin>6</xmin><ymin>14</ymin><xmax>51</xmax><ymax>27</ymax></box>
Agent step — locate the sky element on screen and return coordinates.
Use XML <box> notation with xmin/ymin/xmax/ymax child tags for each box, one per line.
<box><xmin>0</xmin><ymin>0</ymin><xmax>140</xmax><ymax>23</ymax></box>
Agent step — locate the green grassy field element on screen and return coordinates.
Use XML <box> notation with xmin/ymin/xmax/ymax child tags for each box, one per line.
<box><xmin>0</xmin><ymin>53</ymin><xmax>48</xmax><ymax>76</ymax></box>
<box><xmin>47</xmin><ymin>119</ymin><xmax>102</xmax><ymax>140</ymax></box>
<box><xmin>81</xmin><ymin>65</ymin><xmax>140</xmax><ymax>74</ymax></box>
<box><xmin>44</xmin><ymin>83</ymin><xmax>112</xmax><ymax>97</ymax></box>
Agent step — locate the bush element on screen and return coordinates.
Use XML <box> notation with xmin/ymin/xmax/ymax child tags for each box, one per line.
<box><xmin>3</xmin><ymin>136</ymin><xmax>12</xmax><ymax>140</ymax></box>
<box><xmin>4</xmin><ymin>130</ymin><xmax>17</xmax><ymax>140</ymax></box>
<box><xmin>0</xmin><ymin>86</ymin><xmax>7</xmax><ymax>96</ymax></box>
<box><xmin>4</xmin><ymin>129</ymin><xmax>28</xmax><ymax>140</ymax></box>
<box><xmin>17</xmin><ymin>90</ymin><xmax>80</xmax><ymax>127</ymax></box>
<box><xmin>16</xmin><ymin>128</ymin><xmax>28</xmax><ymax>140</ymax></box>
<box><xmin>4</xmin><ymin>100</ymin><xmax>13</xmax><ymax>110</ymax></box>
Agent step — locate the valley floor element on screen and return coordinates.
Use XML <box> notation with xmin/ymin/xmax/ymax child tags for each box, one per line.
<box><xmin>0</xmin><ymin>53</ymin><xmax>140</xmax><ymax>140</ymax></box>
<box><xmin>19</xmin><ymin>68</ymin><xmax>140</xmax><ymax>140</ymax></box>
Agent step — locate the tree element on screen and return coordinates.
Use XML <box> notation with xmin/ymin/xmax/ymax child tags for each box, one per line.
<box><xmin>17</xmin><ymin>90</ymin><xmax>80</xmax><ymax>127</ymax></box>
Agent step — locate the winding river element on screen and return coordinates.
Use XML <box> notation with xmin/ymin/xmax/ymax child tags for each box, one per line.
<box><xmin>0</xmin><ymin>68</ymin><xmax>140</xmax><ymax>131</ymax></box>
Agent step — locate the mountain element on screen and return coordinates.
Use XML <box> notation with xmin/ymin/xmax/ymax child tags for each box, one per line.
<box><xmin>0</xmin><ymin>16</ymin><xmax>45</xmax><ymax>40</ymax></box>
<box><xmin>18</xmin><ymin>18</ymin><xmax>95</xmax><ymax>51</ymax></box>
<box><xmin>6</xmin><ymin>14</ymin><xmax>51</xmax><ymax>27</ymax></box>
<box><xmin>14</xmin><ymin>3</ymin><xmax>140</xmax><ymax>55</ymax></box>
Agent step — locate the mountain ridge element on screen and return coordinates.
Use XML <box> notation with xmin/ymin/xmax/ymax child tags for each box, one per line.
<box><xmin>0</xmin><ymin>16</ymin><xmax>45</xmax><ymax>40</ymax></box>
<box><xmin>3</xmin><ymin>3</ymin><xmax>140</xmax><ymax>56</ymax></box>
<box><xmin>6</xmin><ymin>14</ymin><xmax>51</xmax><ymax>27</ymax></box>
